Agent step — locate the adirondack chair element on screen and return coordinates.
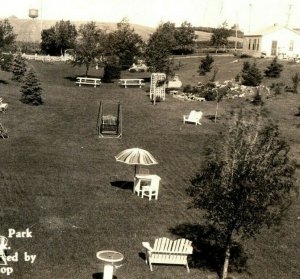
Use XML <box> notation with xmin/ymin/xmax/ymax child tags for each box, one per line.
<box><xmin>183</xmin><ymin>110</ymin><xmax>203</xmax><ymax>125</ymax></box>
<box><xmin>142</xmin><ymin>237</ymin><xmax>193</xmax><ymax>272</ymax></box>
<box><xmin>141</xmin><ymin>175</ymin><xmax>161</xmax><ymax>200</ymax></box>
<box><xmin>0</xmin><ymin>236</ymin><xmax>8</xmax><ymax>265</ymax></box>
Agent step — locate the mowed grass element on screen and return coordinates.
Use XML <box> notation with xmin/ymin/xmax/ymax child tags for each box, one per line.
<box><xmin>0</xmin><ymin>57</ymin><xmax>299</xmax><ymax>279</ymax></box>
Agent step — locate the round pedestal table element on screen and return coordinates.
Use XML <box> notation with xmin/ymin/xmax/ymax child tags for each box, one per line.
<box><xmin>96</xmin><ymin>250</ymin><xmax>124</xmax><ymax>279</ymax></box>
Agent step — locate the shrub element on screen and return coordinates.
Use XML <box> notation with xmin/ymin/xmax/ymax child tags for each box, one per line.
<box><xmin>239</xmin><ymin>53</ymin><xmax>252</xmax><ymax>58</ymax></box>
<box><xmin>291</xmin><ymin>72</ymin><xmax>300</xmax><ymax>93</ymax></box>
<box><xmin>252</xmin><ymin>88</ymin><xmax>264</xmax><ymax>106</ymax></box>
<box><xmin>0</xmin><ymin>53</ymin><xmax>13</xmax><ymax>72</ymax></box>
<box><xmin>102</xmin><ymin>63</ymin><xmax>121</xmax><ymax>83</ymax></box>
<box><xmin>11</xmin><ymin>53</ymin><xmax>27</xmax><ymax>81</ymax></box>
<box><xmin>264</xmin><ymin>58</ymin><xmax>283</xmax><ymax>78</ymax></box>
<box><xmin>241</xmin><ymin>62</ymin><xmax>263</xmax><ymax>86</ymax></box>
<box><xmin>270</xmin><ymin>82</ymin><xmax>284</xmax><ymax>95</ymax></box>
<box><xmin>183</xmin><ymin>84</ymin><xmax>192</xmax><ymax>93</ymax></box>
<box><xmin>20</xmin><ymin>69</ymin><xmax>43</xmax><ymax>105</ymax></box>
<box><xmin>198</xmin><ymin>54</ymin><xmax>214</xmax><ymax>75</ymax></box>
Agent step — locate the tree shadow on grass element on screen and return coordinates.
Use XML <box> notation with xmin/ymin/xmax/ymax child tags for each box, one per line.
<box><xmin>0</xmin><ymin>80</ymin><xmax>8</xmax><ymax>84</ymax></box>
<box><xmin>205</xmin><ymin>115</ymin><xmax>221</xmax><ymax>122</ymax></box>
<box><xmin>64</xmin><ymin>76</ymin><xmax>77</xmax><ymax>82</ymax></box>
<box><xmin>110</xmin><ymin>180</ymin><xmax>133</xmax><ymax>191</ymax></box>
<box><xmin>169</xmin><ymin>223</ymin><xmax>251</xmax><ymax>277</ymax></box>
<box><xmin>92</xmin><ymin>273</ymin><xmax>117</xmax><ymax>279</ymax></box>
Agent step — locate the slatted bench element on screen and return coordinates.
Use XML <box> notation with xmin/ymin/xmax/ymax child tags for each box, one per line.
<box><xmin>118</xmin><ymin>78</ymin><xmax>145</xmax><ymax>88</ymax></box>
<box><xmin>76</xmin><ymin>77</ymin><xmax>101</xmax><ymax>87</ymax></box>
<box><xmin>142</xmin><ymin>237</ymin><xmax>193</xmax><ymax>272</ymax></box>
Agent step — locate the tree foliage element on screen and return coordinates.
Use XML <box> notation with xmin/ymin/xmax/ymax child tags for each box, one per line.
<box><xmin>40</xmin><ymin>20</ymin><xmax>77</xmax><ymax>56</ymax></box>
<box><xmin>71</xmin><ymin>22</ymin><xmax>105</xmax><ymax>76</ymax></box>
<box><xmin>241</xmin><ymin>61</ymin><xmax>263</xmax><ymax>86</ymax></box>
<box><xmin>144</xmin><ymin>22</ymin><xmax>177</xmax><ymax>73</ymax></box>
<box><xmin>264</xmin><ymin>57</ymin><xmax>283</xmax><ymax>78</ymax></box>
<box><xmin>188</xmin><ymin>108</ymin><xmax>296</xmax><ymax>279</ymax></box>
<box><xmin>107</xmin><ymin>18</ymin><xmax>143</xmax><ymax>70</ymax></box>
<box><xmin>210</xmin><ymin>22</ymin><xmax>231</xmax><ymax>52</ymax></box>
<box><xmin>173</xmin><ymin>21</ymin><xmax>196</xmax><ymax>55</ymax></box>
<box><xmin>20</xmin><ymin>69</ymin><xmax>43</xmax><ymax>105</ymax></box>
<box><xmin>198</xmin><ymin>54</ymin><xmax>214</xmax><ymax>75</ymax></box>
<box><xmin>0</xmin><ymin>19</ymin><xmax>16</xmax><ymax>51</ymax></box>
<box><xmin>11</xmin><ymin>53</ymin><xmax>27</xmax><ymax>81</ymax></box>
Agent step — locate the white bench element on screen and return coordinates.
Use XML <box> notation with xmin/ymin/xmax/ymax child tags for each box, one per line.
<box><xmin>118</xmin><ymin>79</ymin><xmax>145</xmax><ymax>88</ymax></box>
<box><xmin>75</xmin><ymin>77</ymin><xmax>101</xmax><ymax>87</ymax></box>
<box><xmin>183</xmin><ymin>110</ymin><xmax>203</xmax><ymax>125</ymax></box>
<box><xmin>142</xmin><ymin>237</ymin><xmax>193</xmax><ymax>272</ymax></box>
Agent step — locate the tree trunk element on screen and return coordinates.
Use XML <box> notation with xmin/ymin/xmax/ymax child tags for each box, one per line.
<box><xmin>85</xmin><ymin>64</ymin><xmax>89</xmax><ymax>77</ymax></box>
<box><xmin>215</xmin><ymin>101</ymin><xmax>219</xmax><ymax>123</ymax></box>
<box><xmin>222</xmin><ymin>243</ymin><xmax>230</xmax><ymax>279</ymax></box>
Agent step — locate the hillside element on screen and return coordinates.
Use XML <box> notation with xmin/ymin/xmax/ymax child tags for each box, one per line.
<box><xmin>2</xmin><ymin>18</ymin><xmax>155</xmax><ymax>42</ymax></box>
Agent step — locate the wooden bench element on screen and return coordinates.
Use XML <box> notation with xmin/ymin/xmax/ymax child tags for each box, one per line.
<box><xmin>118</xmin><ymin>79</ymin><xmax>145</xmax><ymax>88</ymax></box>
<box><xmin>142</xmin><ymin>237</ymin><xmax>193</xmax><ymax>272</ymax></box>
<box><xmin>75</xmin><ymin>77</ymin><xmax>101</xmax><ymax>87</ymax></box>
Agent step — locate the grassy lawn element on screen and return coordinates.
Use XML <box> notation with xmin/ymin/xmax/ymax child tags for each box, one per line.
<box><xmin>0</xmin><ymin>56</ymin><xmax>299</xmax><ymax>279</ymax></box>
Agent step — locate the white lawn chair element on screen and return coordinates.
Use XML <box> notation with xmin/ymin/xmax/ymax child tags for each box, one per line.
<box><xmin>142</xmin><ymin>237</ymin><xmax>193</xmax><ymax>272</ymax></box>
<box><xmin>183</xmin><ymin>110</ymin><xmax>203</xmax><ymax>125</ymax></box>
<box><xmin>141</xmin><ymin>175</ymin><xmax>161</xmax><ymax>200</ymax></box>
<box><xmin>0</xmin><ymin>98</ymin><xmax>8</xmax><ymax>113</ymax></box>
<box><xmin>0</xmin><ymin>236</ymin><xmax>8</xmax><ymax>265</ymax></box>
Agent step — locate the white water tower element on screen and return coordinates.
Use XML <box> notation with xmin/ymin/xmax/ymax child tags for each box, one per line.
<box><xmin>29</xmin><ymin>8</ymin><xmax>39</xmax><ymax>19</ymax></box>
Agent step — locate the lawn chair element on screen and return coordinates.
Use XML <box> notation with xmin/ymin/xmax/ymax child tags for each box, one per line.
<box><xmin>142</xmin><ymin>237</ymin><xmax>193</xmax><ymax>272</ymax></box>
<box><xmin>183</xmin><ymin>110</ymin><xmax>203</xmax><ymax>125</ymax></box>
<box><xmin>0</xmin><ymin>236</ymin><xmax>8</xmax><ymax>265</ymax></box>
<box><xmin>0</xmin><ymin>98</ymin><xmax>8</xmax><ymax>113</ymax></box>
<box><xmin>141</xmin><ymin>175</ymin><xmax>161</xmax><ymax>200</ymax></box>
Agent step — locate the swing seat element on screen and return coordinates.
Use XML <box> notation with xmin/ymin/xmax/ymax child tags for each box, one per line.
<box><xmin>101</xmin><ymin>115</ymin><xmax>118</xmax><ymax>132</ymax></box>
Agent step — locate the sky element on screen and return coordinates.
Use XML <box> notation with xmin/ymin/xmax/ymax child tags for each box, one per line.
<box><xmin>0</xmin><ymin>0</ymin><xmax>299</xmax><ymax>33</ymax></box>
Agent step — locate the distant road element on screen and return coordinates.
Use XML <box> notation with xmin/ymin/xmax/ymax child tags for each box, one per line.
<box><xmin>171</xmin><ymin>53</ymin><xmax>235</xmax><ymax>59</ymax></box>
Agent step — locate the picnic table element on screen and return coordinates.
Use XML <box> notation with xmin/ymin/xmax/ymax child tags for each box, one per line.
<box><xmin>118</xmin><ymin>79</ymin><xmax>145</xmax><ymax>88</ymax></box>
<box><xmin>75</xmin><ymin>77</ymin><xmax>101</xmax><ymax>87</ymax></box>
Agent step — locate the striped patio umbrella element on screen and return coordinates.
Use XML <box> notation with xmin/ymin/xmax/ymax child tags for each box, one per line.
<box><xmin>115</xmin><ymin>148</ymin><xmax>158</xmax><ymax>176</ymax></box>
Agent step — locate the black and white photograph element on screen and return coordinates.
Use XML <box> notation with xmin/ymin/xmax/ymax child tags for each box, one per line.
<box><xmin>0</xmin><ymin>0</ymin><xmax>299</xmax><ymax>278</ymax></box>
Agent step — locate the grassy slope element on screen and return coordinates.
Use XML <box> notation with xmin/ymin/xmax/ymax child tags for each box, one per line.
<box><xmin>0</xmin><ymin>57</ymin><xmax>299</xmax><ymax>279</ymax></box>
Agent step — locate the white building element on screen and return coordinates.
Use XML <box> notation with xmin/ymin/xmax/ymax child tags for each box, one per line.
<box><xmin>243</xmin><ymin>25</ymin><xmax>300</xmax><ymax>58</ymax></box>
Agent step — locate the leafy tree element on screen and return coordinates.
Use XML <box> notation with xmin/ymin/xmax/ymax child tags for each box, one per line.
<box><xmin>40</xmin><ymin>20</ymin><xmax>77</xmax><ymax>56</ymax></box>
<box><xmin>20</xmin><ymin>69</ymin><xmax>43</xmax><ymax>105</ymax></box>
<box><xmin>0</xmin><ymin>19</ymin><xmax>16</xmax><ymax>51</ymax></box>
<box><xmin>210</xmin><ymin>22</ymin><xmax>231</xmax><ymax>53</ymax></box>
<box><xmin>188</xmin><ymin>108</ymin><xmax>296</xmax><ymax>279</ymax></box>
<box><xmin>173</xmin><ymin>21</ymin><xmax>196</xmax><ymax>55</ymax></box>
<box><xmin>241</xmin><ymin>62</ymin><xmax>263</xmax><ymax>86</ymax></box>
<box><xmin>144</xmin><ymin>22</ymin><xmax>177</xmax><ymax>73</ymax></box>
<box><xmin>40</xmin><ymin>27</ymin><xmax>57</xmax><ymax>55</ymax></box>
<box><xmin>107</xmin><ymin>18</ymin><xmax>143</xmax><ymax>70</ymax></box>
<box><xmin>71</xmin><ymin>22</ymin><xmax>105</xmax><ymax>76</ymax></box>
<box><xmin>11</xmin><ymin>53</ymin><xmax>27</xmax><ymax>81</ymax></box>
<box><xmin>198</xmin><ymin>54</ymin><xmax>214</xmax><ymax>75</ymax></box>
<box><xmin>264</xmin><ymin>57</ymin><xmax>283</xmax><ymax>78</ymax></box>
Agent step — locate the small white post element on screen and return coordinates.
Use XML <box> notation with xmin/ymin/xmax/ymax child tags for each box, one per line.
<box><xmin>103</xmin><ymin>264</ymin><xmax>114</xmax><ymax>279</ymax></box>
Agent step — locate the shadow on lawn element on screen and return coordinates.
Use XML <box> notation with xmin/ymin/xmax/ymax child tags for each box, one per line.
<box><xmin>110</xmin><ymin>180</ymin><xmax>133</xmax><ymax>191</ymax></box>
<box><xmin>0</xmin><ymin>80</ymin><xmax>8</xmax><ymax>84</ymax></box>
<box><xmin>169</xmin><ymin>223</ymin><xmax>251</xmax><ymax>277</ymax></box>
<box><xmin>92</xmin><ymin>273</ymin><xmax>117</xmax><ymax>279</ymax></box>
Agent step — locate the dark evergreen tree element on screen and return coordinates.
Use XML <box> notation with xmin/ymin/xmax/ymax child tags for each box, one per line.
<box><xmin>11</xmin><ymin>53</ymin><xmax>27</xmax><ymax>81</ymax></box>
<box><xmin>241</xmin><ymin>62</ymin><xmax>263</xmax><ymax>86</ymax></box>
<box><xmin>198</xmin><ymin>54</ymin><xmax>214</xmax><ymax>75</ymax></box>
<box><xmin>102</xmin><ymin>62</ymin><xmax>121</xmax><ymax>83</ymax></box>
<box><xmin>264</xmin><ymin>57</ymin><xmax>283</xmax><ymax>78</ymax></box>
<box><xmin>20</xmin><ymin>69</ymin><xmax>43</xmax><ymax>105</ymax></box>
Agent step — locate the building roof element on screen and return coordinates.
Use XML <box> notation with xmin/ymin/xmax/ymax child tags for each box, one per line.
<box><xmin>244</xmin><ymin>25</ymin><xmax>300</xmax><ymax>37</ymax></box>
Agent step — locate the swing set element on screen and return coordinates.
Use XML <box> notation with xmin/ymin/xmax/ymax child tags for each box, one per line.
<box><xmin>96</xmin><ymin>101</ymin><xmax>122</xmax><ymax>138</ymax></box>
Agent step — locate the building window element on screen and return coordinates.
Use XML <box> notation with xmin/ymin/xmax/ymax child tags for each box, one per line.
<box><xmin>257</xmin><ymin>39</ymin><xmax>259</xmax><ymax>50</ymax></box>
<box><xmin>248</xmin><ymin>39</ymin><xmax>251</xmax><ymax>50</ymax></box>
<box><xmin>253</xmin><ymin>39</ymin><xmax>256</xmax><ymax>50</ymax></box>
<box><xmin>289</xmin><ymin>40</ymin><xmax>294</xmax><ymax>51</ymax></box>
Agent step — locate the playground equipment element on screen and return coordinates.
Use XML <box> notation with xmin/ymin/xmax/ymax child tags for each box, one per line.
<box><xmin>150</xmin><ymin>73</ymin><xmax>166</xmax><ymax>105</ymax></box>
<box><xmin>96</xmin><ymin>101</ymin><xmax>122</xmax><ymax>138</ymax></box>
